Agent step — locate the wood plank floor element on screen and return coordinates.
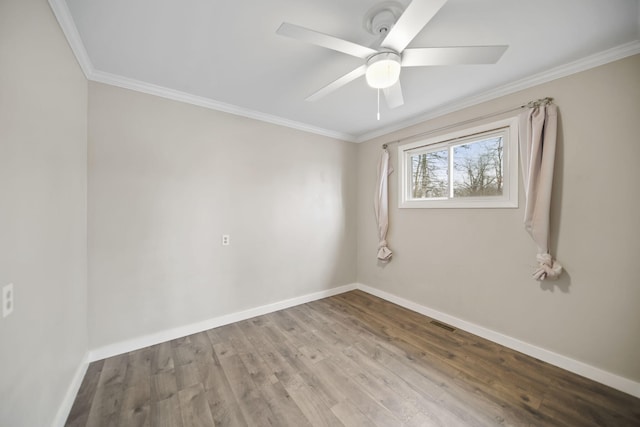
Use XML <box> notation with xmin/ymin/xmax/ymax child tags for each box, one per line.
<box><xmin>66</xmin><ymin>290</ymin><xmax>640</xmax><ymax>426</ymax></box>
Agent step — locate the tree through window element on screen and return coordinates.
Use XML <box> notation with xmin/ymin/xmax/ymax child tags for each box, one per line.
<box><xmin>453</xmin><ymin>137</ymin><xmax>503</xmax><ymax>197</ymax></box>
<box><xmin>399</xmin><ymin>117</ymin><xmax>518</xmax><ymax>208</ymax></box>
<box><xmin>411</xmin><ymin>149</ymin><xmax>448</xmax><ymax>198</ymax></box>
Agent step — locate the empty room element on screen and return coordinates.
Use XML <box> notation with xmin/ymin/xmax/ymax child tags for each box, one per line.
<box><xmin>1</xmin><ymin>0</ymin><xmax>640</xmax><ymax>425</ymax></box>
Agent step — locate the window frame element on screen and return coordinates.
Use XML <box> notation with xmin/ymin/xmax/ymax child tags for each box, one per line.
<box><xmin>398</xmin><ymin>116</ymin><xmax>519</xmax><ymax>209</ymax></box>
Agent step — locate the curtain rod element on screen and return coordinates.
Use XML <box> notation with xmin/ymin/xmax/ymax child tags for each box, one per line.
<box><xmin>382</xmin><ymin>97</ymin><xmax>553</xmax><ymax>149</ymax></box>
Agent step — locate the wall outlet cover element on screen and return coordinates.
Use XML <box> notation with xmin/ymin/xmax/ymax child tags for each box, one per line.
<box><xmin>2</xmin><ymin>283</ymin><xmax>14</xmax><ymax>318</ymax></box>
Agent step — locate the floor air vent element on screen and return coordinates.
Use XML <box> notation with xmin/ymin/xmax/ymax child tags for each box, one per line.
<box><xmin>430</xmin><ymin>320</ymin><xmax>456</xmax><ymax>332</ymax></box>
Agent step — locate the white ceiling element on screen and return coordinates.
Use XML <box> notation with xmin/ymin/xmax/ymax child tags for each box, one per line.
<box><xmin>58</xmin><ymin>0</ymin><xmax>640</xmax><ymax>141</ymax></box>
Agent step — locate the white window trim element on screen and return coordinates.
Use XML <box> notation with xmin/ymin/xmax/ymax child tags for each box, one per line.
<box><xmin>398</xmin><ymin>116</ymin><xmax>519</xmax><ymax>209</ymax></box>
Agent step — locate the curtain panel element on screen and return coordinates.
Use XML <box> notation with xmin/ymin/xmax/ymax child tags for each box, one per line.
<box><xmin>519</xmin><ymin>102</ymin><xmax>563</xmax><ymax>280</ymax></box>
<box><xmin>374</xmin><ymin>149</ymin><xmax>393</xmax><ymax>262</ymax></box>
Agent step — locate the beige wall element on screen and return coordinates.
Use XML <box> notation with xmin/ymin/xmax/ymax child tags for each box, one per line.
<box><xmin>0</xmin><ymin>0</ymin><xmax>88</xmax><ymax>425</ymax></box>
<box><xmin>87</xmin><ymin>82</ymin><xmax>357</xmax><ymax>349</ymax></box>
<box><xmin>1</xmin><ymin>2</ymin><xmax>638</xmax><ymax>422</ymax></box>
<box><xmin>357</xmin><ymin>54</ymin><xmax>640</xmax><ymax>382</ymax></box>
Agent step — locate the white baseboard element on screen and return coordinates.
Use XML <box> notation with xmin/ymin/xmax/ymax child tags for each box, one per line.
<box><xmin>51</xmin><ymin>352</ymin><xmax>89</xmax><ymax>427</ymax></box>
<box><xmin>88</xmin><ymin>283</ymin><xmax>357</xmax><ymax>362</ymax></box>
<box><xmin>80</xmin><ymin>281</ymin><xmax>639</xmax><ymax>400</ymax></box>
<box><xmin>355</xmin><ymin>283</ymin><xmax>640</xmax><ymax>399</ymax></box>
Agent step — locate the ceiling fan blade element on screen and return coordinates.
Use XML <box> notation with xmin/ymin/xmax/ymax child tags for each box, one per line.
<box><xmin>277</xmin><ymin>23</ymin><xmax>377</xmax><ymax>59</ymax></box>
<box><xmin>402</xmin><ymin>46</ymin><xmax>508</xmax><ymax>66</ymax></box>
<box><xmin>306</xmin><ymin>65</ymin><xmax>367</xmax><ymax>102</ymax></box>
<box><xmin>383</xmin><ymin>81</ymin><xmax>404</xmax><ymax>108</ymax></box>
<box><xmin>381</xmin><ymin>0</ymin><xmax>448</xmax><ymax>53</ymax></box>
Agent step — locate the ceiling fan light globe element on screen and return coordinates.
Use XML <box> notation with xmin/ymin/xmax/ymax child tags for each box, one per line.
<box><xmin>366</xmin><ymin>53</ymin><xmax>401</xmax><ymax>89</ymax></box>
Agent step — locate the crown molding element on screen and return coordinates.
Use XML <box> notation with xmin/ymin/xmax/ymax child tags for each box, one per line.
<box><xmin>48</xmin><ymin>0</ymin><xmax>356</xmax><ymax>142</ymax></box>
<box><xmin>48</xmin><ymin>0</ymin><xmax>94</xmax><ymax>78</ymax></box>
<box><xmin>89</xmin><ymin>70</ymin><xmax>357</xmax><ymax>142</ymax></box>
<box><xmin>49</xmin><ymin>0</ymin><xmax>637</xmax><ymax>145</ymax></box>
<box><xmin>356</xmin><ymin>40</ymin><xmax>640</xmax><ymax>142</ymax></box>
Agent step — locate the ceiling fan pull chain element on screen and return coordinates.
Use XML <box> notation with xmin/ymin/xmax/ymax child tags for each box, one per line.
<box><xmin>377</xmin><ymin>88</ymin><xmax>381</xmax><ymax>120</ymax></box>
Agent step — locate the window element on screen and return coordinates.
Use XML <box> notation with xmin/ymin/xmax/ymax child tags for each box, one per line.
<box><xmin>399</xmin><ymin>117</ymin><xmax>519</xmax><ymax>208</ymax></box>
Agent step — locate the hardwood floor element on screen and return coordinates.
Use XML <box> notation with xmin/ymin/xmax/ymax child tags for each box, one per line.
<box><xmin>66</xmin><ymin>290</ymin><xmax>640</xmax><ymax>426</ymax></box>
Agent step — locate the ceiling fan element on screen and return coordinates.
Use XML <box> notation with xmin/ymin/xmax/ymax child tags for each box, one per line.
<box><xmin>276</xmin><ymin>0</ymin><xmax>508</xmax><ymax>110</ymax></box>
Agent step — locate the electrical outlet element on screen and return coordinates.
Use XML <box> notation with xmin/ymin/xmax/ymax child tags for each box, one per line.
<box><xmin>222</xmin><ymin>234</ymin><xmax>230</xmax><ymax>246</ymax></box>
<box><xmin>3</xmin><ymin>283</ymin><xmax>14</xmax><ymax>318</ymax></box>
